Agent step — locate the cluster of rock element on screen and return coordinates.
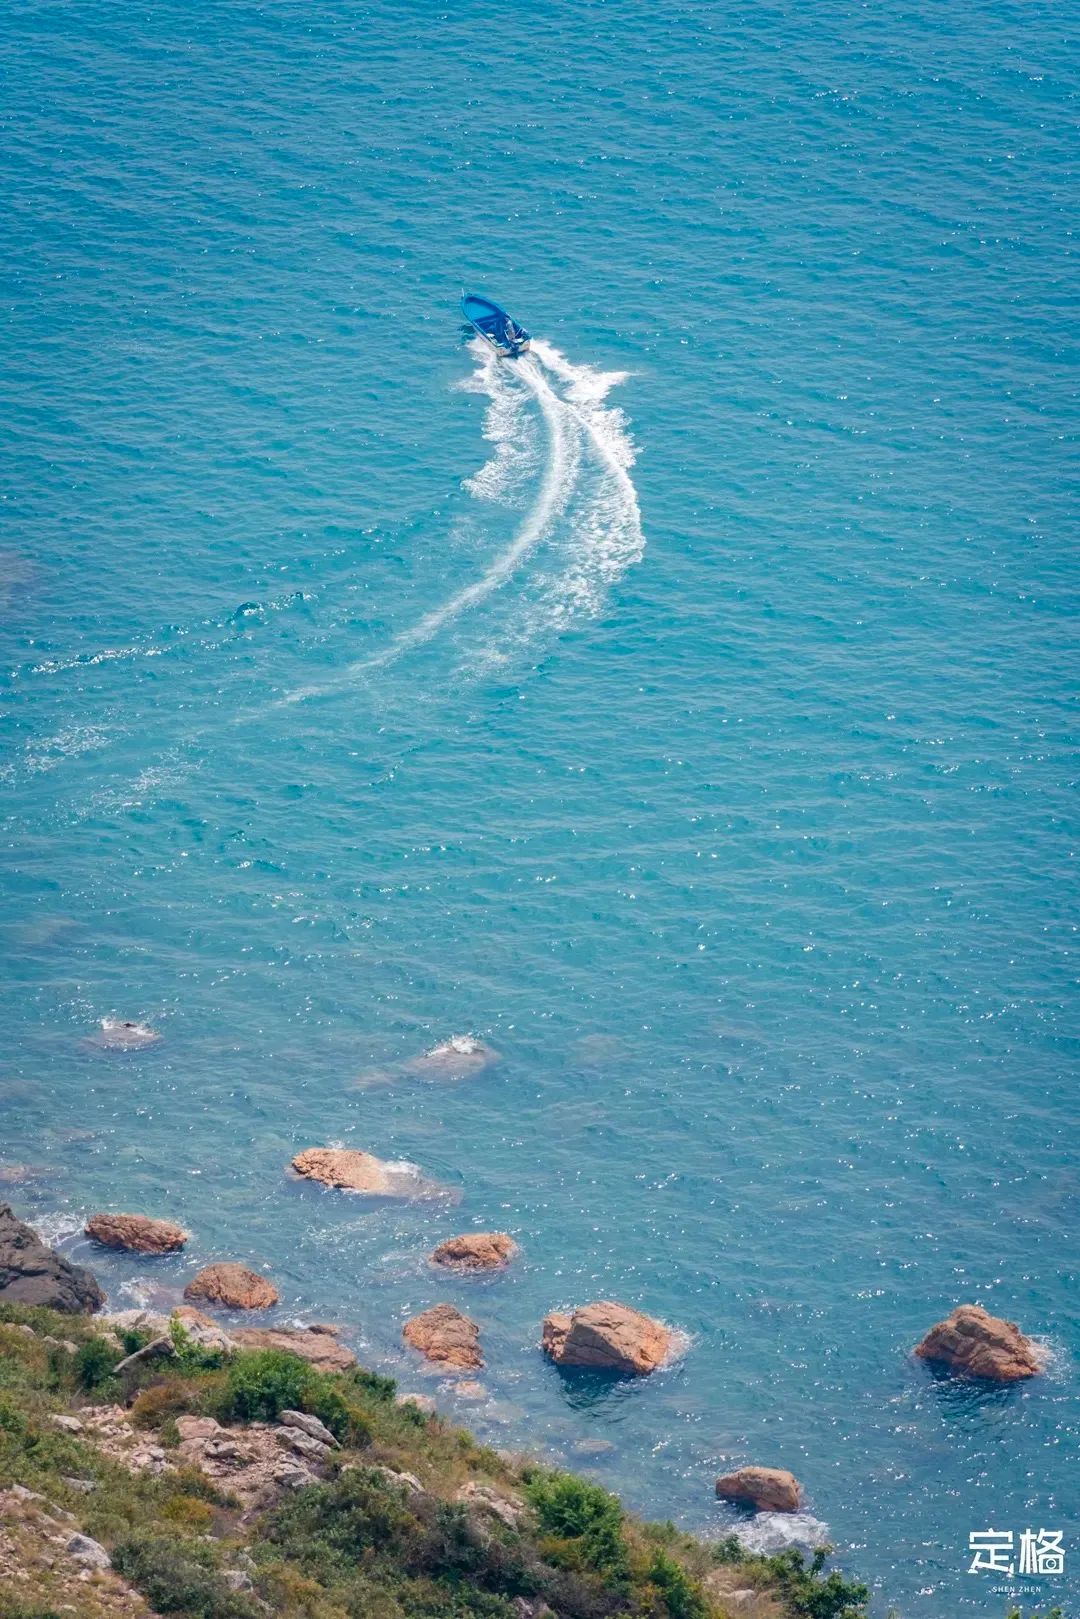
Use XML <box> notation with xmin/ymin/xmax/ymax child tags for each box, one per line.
<box><xmin>0</xmin><ymin>1483</ymin><xmax>144</xmax><ymax>1609</ymax></box>
<box><xmin>0</xmin><ymin>1152</ymin><xmax>1052</xmax><ymax>1529</ymax></box>
<box><xmin>174</xmin><ymin>1410</ymin><xmax>339</xmax><ymax>1507</ymax></box>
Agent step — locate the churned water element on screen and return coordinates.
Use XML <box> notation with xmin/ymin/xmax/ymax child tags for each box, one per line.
<box><xmin>1</xmin><ymin>3</ymin><xmax>1076</xmax><ymax>1613</ymax></box>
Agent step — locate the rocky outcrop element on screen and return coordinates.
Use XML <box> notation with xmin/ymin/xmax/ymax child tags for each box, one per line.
<box><xmin>290</xmin><ymin>1146</ymin><xmax>441</xmax><ymax>1199</ymax></box>
<box><xmin>75</xmin><ymin>1404</ymin><xmax>172</xmax><ymax>1475</ymax></box>
<box><xmin>96</xmin><ymin>1019</ymin><xmax>160</xmax><ymax>1050</ymax></box>
<box><xmin>456</xmin><ymin>1480</ymin><xmax>525</xmax><ymax>1528</ymax></box>
<box><xmin>183</xmin><ymin>1263</ymin><xmax>278</xmax><ymax>1311</ymax></box>
<box><xmin>541</xmin><ymin>1301</ymin><xmax>673</xmax><ymax>1375</ymax></box>
<box><xmin>0</xmin><ymin>1204</ymin><xmax>104</xmax><ymax>1314</ymax></box>
<box><xmin>85</xmin><ymin>1213</ymin><xmax>189</xmax><ymax>1254</ymax></box>
<box><xmin>174</xmin><ymin>1413</ymin><xmax>331</xmax><ymax>1504</ymax></box>
<box><xmin>914</xmin><ymin>1304</ymin><xmax>1041</xmax><ymax>1381</ymax></box>
<box><xmin>279</xmin><ymin>1410</ymin><xmax>339</xmax><ymax>1448</ymax></box>
<box><xmin>403</xmin><ymin>1304</ymin><xmax>483</xmax><ymax>1370</ymax></box>
<box><xmin>716</xmin><ymin>1466</ymin><xmax>802</xmax><ymax>1514</ymax></box>
<box><xmin>229</xmin><ymin>1324</ymin><xmax>358</xmax><ymax>1372</ymax></box>
<box><xmin>431</xmin><ymin>1232</ymin><xmax>517</xmax><ymax>1272</ymax></box>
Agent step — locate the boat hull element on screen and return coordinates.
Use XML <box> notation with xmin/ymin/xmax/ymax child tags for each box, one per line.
<box><xmin>461</xmin><ymin>293</ymin><xmax>531</xmax><ymax>358</ymax></box>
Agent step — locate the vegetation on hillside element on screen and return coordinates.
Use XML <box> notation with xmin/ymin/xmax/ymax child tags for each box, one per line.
<box><xmin>0</xmin><ymin>1300</ymin><xmax>874</xmax><ymax>1619</ymax></box>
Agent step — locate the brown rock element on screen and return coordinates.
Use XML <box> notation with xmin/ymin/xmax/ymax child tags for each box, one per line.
<box><xmin>291</xmin><ymin>1147</ymin><xmax>396</xmax><ymax>1193</ymax></box>
<box><xmin>541</xmin><ymin>1301</ymin><xmax>673</xmax><ymax>1375</ymax></box>
<box><xmin>716</xmin><ymin>1466</ymin><xmax>802</xmax><ymax>1514</ymax></box>
<box><xmin>403</xmin><ymin>1303</ymin><xmax>483</xmax><ymax>1370</ymax></box>
<box><xmin>85</xmin><ymin>1213</ymin><xmax>189</xmax><ymax>1254</ymax></box>
<box><xmin>289</xmin><ymin>1146</ymin><xmax>445</xmax><ymax>1200</ymax></box>
<box><xmin>184</xmin><ymin>1263</ymin><xmax>278</xmax><ymax>1311</ymax></box>
<box><xmin>229</xmin><ymin>1325</ymin><xmax>358</xmax><ymax>1372</ymax></box>
<box><xmin>431</xmin><ymin>1232</ymin><xmax>517</xmax><ymax>1272</ymax></box>
<box><xmin>914</xmin><ymin>1304</ymin><xmax>1041</xmax><ymax>1381</ymax></box>
<box><xmin>0</xmin><ymin>1203</ymin><xmax>104</xmax><ymax>1314</ymax></box>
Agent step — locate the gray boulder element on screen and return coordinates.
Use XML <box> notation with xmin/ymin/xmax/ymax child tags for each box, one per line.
<box><xmin>0</xmin><ymin>1203</ymin><xmax>104</xmax><ymax>1313</ymax></box>
<box><xmin>279</xmin><ymin>1409</ymin><xmax>339</xmax><ymax>1448</ymax></box>
<box><xmin>66</xmin><ymin>1532</ymin><xmax>111</xmax><ymax>1570</ymax></box>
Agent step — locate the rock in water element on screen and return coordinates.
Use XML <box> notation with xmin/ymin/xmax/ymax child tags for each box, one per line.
<box><xmin>183</xmin><ymin>1263</ymin><xmax>278</xmax><ymax>1310</ymax></box>
<box><xmin>290</xmin><ymin>1147</ymin><xmax>396</xmax><ymax>1193</ymax></box>
<box><xmin>85</xmin><ymin>1213</ymin><xmax>189</xmax><ymax>1254</ymax></box>
<box><xmin>914</xmin><ymin>1303</ymin><xmax>1041</xmax><ymax>1381</ymax></box>
<box><xmin>410</xmin><ymin>1036</ymin><xmax>498</xmax><ymax>1077</ymax></box>
<box><xmin>541</xmin><ymin>1301</ymin><xmax>673</xmax><ymax>1375</ymax></box>
<box><xmin>431</xmin><ymin>1232</ymin><xmax>517</xmax><ymax>1271</ymax></box>
<box><xmin>716</xmin><ymin>1466</ymin><xmax>803</xmax><ymax>1513</ymax></box>
<box><xmin>403</xmin><ymin>1303</ymin><xmax>483</xmax><ymax>1370</ymax></box>
<box><xmin>0</xmin><ymin>1203</ymin><xmax>104</xmax><ymax>1313</ymax></box>
<box><xmin>96</xmin><ymin>1019</ymin><xmax>160</xmax><ymax>1050</ymax></box>
<box><xmin>290</xmin><ymin>1146</ymin><xmax>443</xmax><ymax>1199</ymax></box>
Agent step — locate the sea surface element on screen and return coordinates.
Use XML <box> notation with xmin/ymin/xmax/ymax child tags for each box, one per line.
<box><xmin>1</xmin><ymin>3</ymin><xmax>1077</xmax><ymax>1613</ymax></box>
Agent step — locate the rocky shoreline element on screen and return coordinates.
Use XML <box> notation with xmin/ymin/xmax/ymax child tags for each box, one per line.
<box><xmin>0</xmin><ymin>1187</ymin><xmax>1049</xmax><ymax>1541</ymax></box>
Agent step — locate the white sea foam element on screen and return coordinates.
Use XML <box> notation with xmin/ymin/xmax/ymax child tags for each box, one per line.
<box><xmin>732</xmin><ymin>1511</ymin><xmax>832</xmax><ymax>1556</ymax></box>
<box><xmin>285</xmin><ymin>335</ymin><xmax>645</xmax><ymax>700</ymax></box>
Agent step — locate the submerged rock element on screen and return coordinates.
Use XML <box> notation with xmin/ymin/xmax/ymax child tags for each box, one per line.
<box><xmin>541</xmin><ymin>1301</ymin><xmax>673</xmax><ymax>1375</ymax></box>
<box><xmin>183</xmin><ymin>1263</ymin><xmax>278</xmax><ymax>1311</ymax></box>
<box><xmin>431</xmin><ymin>1232</ymin><xmax>517</xmax><ymax>1272</ymax></box>
<box><xmin>914</xmin><ymin>1303</ymin><xmax>1041</xmax><ymax>1381</ymax></box>
<box><xmin>395</xmin><ymin>1391</ymin><xmax>437</xmax><ymax>1415</ymax></box>
<box><xmin>403</xmin><ymin>1303</ymin><xmax>483</xmax><ymax>1370</ymax></box>
<box><xmin>716</xmin><ymin>1466</ymin><xmax>802</xmax><ymax>1514</ymax></box>
<box><xmin>85</xmin><ymin>1213</ymin><xmax>189</xmax><ymax>1254</ymax></box>
<box><xmin>96</xmin><ymin>1019</ymin><xmax>160</xmax><ymax>1051</ymax></box>
<box><xmin>0</xmin><ymin>1203</ymin><xmax>104</xmax><ymax>1314</ymax></box>
<box><xmin>410</xmin><ymin>1036</ymin><xmax>499</xmax><ymax>1078</ymax></box>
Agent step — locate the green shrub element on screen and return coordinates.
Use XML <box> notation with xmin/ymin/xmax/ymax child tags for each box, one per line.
<box><xmin>526</xmin><ymin>1472</ymin><xmax>629</xmax><ymax>1585</ymax></box>
<box><xmin>74</xmin><ymin>1335</ymin><xmax>123</xmax><ymax>1390</ymax></box>
<box><xmin>762</xmin><ymin>1547</ymin><xmax>869</xmax><ymax>1619</ymax></box>
<box><xmin>645</xmin><ymin>1551</ymin><xmax>709</xmax><ymax>1619</ymax></box>
<box><xmin>209</xmin><ymin>1348</ymin><xmax>370</xmax><ymax>1446</ymax></box>
<box><xmin>111</xmin><ymin>1531</ymin><xmax>262</xmax><ymax>1619</ymax></box>
<box><xmin>169</xmin><ymin>1318</ymin><xmax>229</xmax><ymax>1373</ymax></box>
<box><xmin>214</xmin><ymin>1349</ymin><xmax>314</xmax><ymax>1424</ymax></box>
<box><xmin>0</xmin><ymin>1393</ymin><xmax>27</xmax><ymax>1436</ymax></box>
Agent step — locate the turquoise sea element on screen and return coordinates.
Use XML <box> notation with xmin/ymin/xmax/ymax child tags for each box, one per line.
<box><xmin>1</xmin><ymin>3</ymin><xmax>1077</xmax><ymax>1613</ymax></box>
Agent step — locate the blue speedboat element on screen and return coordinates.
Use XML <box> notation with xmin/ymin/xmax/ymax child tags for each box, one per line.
<box><xmin>461</xmin><ymin>292</ymin><xmax>531</xmax><ymax>357</ymax></box>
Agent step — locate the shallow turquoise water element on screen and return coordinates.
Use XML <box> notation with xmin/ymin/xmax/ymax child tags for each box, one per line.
<box><xmin>1</xmin><ymin>3</ymin><xmax>1077</xmax><ymax>1613</ymax></box>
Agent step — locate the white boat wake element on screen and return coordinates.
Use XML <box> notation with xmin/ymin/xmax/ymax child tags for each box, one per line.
<box><xmin>285</xmin><ymin>337</ymin><xmax>644</xmax><ymax>700</ymax></box>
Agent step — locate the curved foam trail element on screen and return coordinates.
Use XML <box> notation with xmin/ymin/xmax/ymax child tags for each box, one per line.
<box><xmin>285</xmin><ymin>352</ymin><xmax>575</xmax><ymax>700</ymax></box>
<box><xmin>529</xmin><ymin>339</ymin><xmax>644</xmax><ymax>616</ymax></box>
